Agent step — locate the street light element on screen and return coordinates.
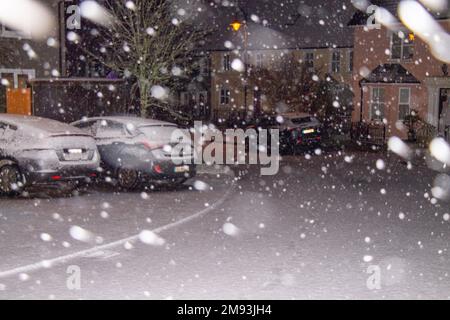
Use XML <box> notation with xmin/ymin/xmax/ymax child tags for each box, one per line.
<box><xmin>230</xmin><ymin>20</ymin><xmax>242</xmax><ymax>32</ymax></box>
<box><xmin>230</xmin><ymin>19</ymin><xmax>249</xmax><ymax>122</ymax></box>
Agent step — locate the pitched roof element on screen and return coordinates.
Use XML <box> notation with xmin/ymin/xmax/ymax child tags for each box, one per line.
<box><xmin>361</xmin><ymin>63</ymin><xmax>420</xmax><ymax>84</ymax></box>
<box><xmin>202</xmin><ymin>0</ymin><xmax>356</xmax><ymax>51</ymax></box>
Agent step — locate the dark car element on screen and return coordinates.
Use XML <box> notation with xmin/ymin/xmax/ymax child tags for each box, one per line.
<box><xmin>0</xmin><ymin>115</ymin><xmax>100</xmax><ymax>196</ymax></box>
<box><xmin>71</xmin><ymin>116</ymin><xmax>196</xmax><ymax>190</ymax></box>
<box><xmin>247</xmin><ymin>113</ymin><xmax>322</xmax><ymax>153</ymax></box>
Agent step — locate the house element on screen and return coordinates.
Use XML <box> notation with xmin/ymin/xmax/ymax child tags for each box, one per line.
<box><xmin>349</xmin><ymin>0</ymin><xmax>450</xmax><ymax>140</ymax></box>
<box><xmin>194</xmin><ymin>0</ymin><xmax>357</xmax><ymax>124</ymax></box>
<box><xmin>0</xmin><ymin>0</ymin><xmax>65</xmax><ymax>114</ymax></box>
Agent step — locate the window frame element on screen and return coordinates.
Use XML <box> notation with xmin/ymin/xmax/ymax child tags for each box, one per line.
<box><xmin>256</xmin><ymin>53</ymin><xmax>264</xmax><ymax>69</ymax></box>
<box><xmin>398</xmin><ymin>87</ymin><xmax>411</xmax><ymax>121</ymax></box>
<box><xmin>305</xmin><ymin>52</ymin><xmax>315</xmax><ymax>73</ymax></box>
<box><xmin>219</xmin><ymin>87</ymin><xmax>231</xmax><ymax>105</ymax></box>
<box><xmin>370</xmin><ymin>87</ymin><xmax>386</xmax><ymax>121</ymax></box>
<box><xmin>0</xmin><ymin>69</ymin><xmax>36</xmax><ymax>89</ymax></box>
<box><xmin>222</xmin><ymin>54</ymin><xmax>231</xmax><ymax>71</ymax></box>
<box><xmin>390</xmin><ymin>32</ymin><xmax>414</xmax><ymax>61</ymax></box>
<box><xmin>331</xmin><ymin>50</ymin><xmax>341</xmax><ymax>73</ymax></box>
<box><xmin>348</xmin><ymin>50</ymin><xmax>354</xmax><ymax>73</ymax></box>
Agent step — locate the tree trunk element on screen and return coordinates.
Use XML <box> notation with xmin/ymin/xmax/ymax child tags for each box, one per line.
<box><xmin>139</xmin><ymin>78</ymin><xmax>150</xmax><ymax>118</ymax></box>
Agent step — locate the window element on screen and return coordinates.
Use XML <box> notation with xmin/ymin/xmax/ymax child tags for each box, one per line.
<box><xmin>331</xmin><ymin>51</ymin><xmax>341</xmax><ymax>73</ymax></box>
<box><xmin>223</xmin><ymin>54</ymin><xmax>231</xmax><ymax>71</ymax></box>
<box><xmin>370</xmin><ymin>87</ymin><xmax>386</xmax><ymax>120</ymax></box>
<box><xmin>256</xmin><ymin>53</ymin><xmax>264</xmax><ymax>69</ymax></box>
<box><xmin>220</xmin><ymin>88</ymin><xmax>230</xmax><ymax>105</ymax></box>
<box><xmin>305</xmin><ymin>52</ymin><xmax>314</xmax><ymax>72</ymax></box>
<box><xmin>348</xmin><ymin>50</ymin><xmax>354</xmax><ymax>73</ymax></box>
<box><xmin>391</xmin><ymin>32</ymin><xmax>414</xmax><ymax>60</ymax></box>
<box><xmin>200</xmin><ymin>58</ymin><xmax>209</xmax><ymax>76</ymax></box>
<box><xmin>0</xmin><ymin>69</ymin><xmax>35</xmax><ymax>89</ymax></box>
<box><xmin>399</xmin><ymin>88</ymin><xmax>411</xmax><ymax>120</ymax></box>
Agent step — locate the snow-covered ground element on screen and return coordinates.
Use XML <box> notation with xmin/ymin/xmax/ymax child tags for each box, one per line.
<box><xmin>0</xmin><ymin>151</ymin><xmax>449</xmax><ymax>299</ymax></box>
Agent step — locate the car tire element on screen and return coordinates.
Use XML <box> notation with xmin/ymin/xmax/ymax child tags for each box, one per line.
<box><xmin>0</xmin><ymin>161</ymin><xmax>24</xmax><ymax>196</ymax></box>
<box><xmin>116</xmin><ymin>167</ymin><xmax>140</xmax><ymax>190</ymax></box>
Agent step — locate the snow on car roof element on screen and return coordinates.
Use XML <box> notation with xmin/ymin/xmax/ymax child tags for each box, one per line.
<box><xmin>0</xmin><ymin>114</ymin><xmax>87</xmax><ymax>135</ymax></box>
<box><xmin>76</xmin><ymin>116</ymin><xmax>177</xmax><ymax>128</ymax></box>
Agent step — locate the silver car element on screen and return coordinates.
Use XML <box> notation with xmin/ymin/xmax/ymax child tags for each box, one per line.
<box><xmin>0</xmin><ymin>114</ymin><xmax>100</xmax><ymax>196</ymax></box>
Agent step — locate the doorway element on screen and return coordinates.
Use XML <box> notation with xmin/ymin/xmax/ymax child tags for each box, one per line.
<box><xmin>439</xmin><ymin>88</ymin><xmax>450</xmax><ymax>139</ymax></box>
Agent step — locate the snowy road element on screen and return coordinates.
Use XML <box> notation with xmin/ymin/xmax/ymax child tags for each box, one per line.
<box><xmin>1</xmin><ymin>151</ymin><xmax>450</xmax><ymax>299</ymax></box>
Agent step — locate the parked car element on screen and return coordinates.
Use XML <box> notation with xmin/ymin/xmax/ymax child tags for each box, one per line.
<box><xmin>71</xmin><ymin>116</ymin><xmax>196</xmax><ymax>190</ymax></box>
<box><xmin>246</xmin><ymin>112</ymin><xmax>322</xmax><ymax>153</ymax></box>
<box><xmin>0</xmin><ymin>114</ymin><xmax>100</xmax><ymax>196</ymax></box>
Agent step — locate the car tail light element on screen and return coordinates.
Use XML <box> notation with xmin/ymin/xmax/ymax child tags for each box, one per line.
<box><xmin>139</xmin><ymin>141</ymin><xmax>164</xmax><ymax>151</ymax></box>
<box><xmin>51</xmin><ymin>175</ymin><xmax>62</xmax><ymax>181</ymax></box>
<box><xmin>153</xmin><ymin>165</ymin><xmax>163</xmax><ymax>174</ymax></box>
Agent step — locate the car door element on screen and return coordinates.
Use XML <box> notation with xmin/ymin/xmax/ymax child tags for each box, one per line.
<box><xmin>92</xmin><ymin>120</ymin><xmax>131</xmax><ymax>171</ymax></box>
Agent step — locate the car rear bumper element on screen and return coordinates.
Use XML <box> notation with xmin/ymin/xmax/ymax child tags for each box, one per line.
<box><xmin>22</xmin><ymin>167</ymin><xmax>99</xmax><ymax>186</ymax></box>
<box><xmin>295</xmin><ymin>135</ymin><xmax>322</xmax><ymax>146</ymax></box>
<box><xmin>141</xmin><ymin>162</ymin><xmax>197</xmax><ymax>181</ymax></box>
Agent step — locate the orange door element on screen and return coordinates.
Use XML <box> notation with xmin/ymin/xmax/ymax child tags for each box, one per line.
<box><xmin>6</xmin><ymin>88</ymin><xmax>32</xmax><ymax>115</ymax></box>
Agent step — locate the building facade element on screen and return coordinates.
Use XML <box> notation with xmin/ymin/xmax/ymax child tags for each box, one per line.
<box><xmin>0</xmin><ymin>0</ymin><xmax>64</xmax><ymax>113</ymax></box>
<box><xmin>209</xmin><ymin>46</ymin><xmax>354</xmax><ymax>123</ymax></box>
<box><xmin>350</xmin><ymin>0</ymin><xmax>450</xmax><ymax>139</ymax></box>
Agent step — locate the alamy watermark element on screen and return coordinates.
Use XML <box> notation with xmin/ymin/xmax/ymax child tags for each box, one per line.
<box><xmin>168</xmin><ymin>121</ymin><xmax>280</xmax><ymax>176</ymax></box>
<box><xmin>366</xmin><ymin>265</ymin><xmax>381</xmax><ymax>290</ymax></box>
<box><xmin>65</xmin><ymin>1</ymin><xmax>82</xmax><ymax>30</ymax></box>
<box><xmin>66</xmin><ymin>265</ymin><xmax>81</xmax><ymax>290</ymax></box>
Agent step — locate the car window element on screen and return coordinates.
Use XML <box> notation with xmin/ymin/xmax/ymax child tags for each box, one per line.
<box><xmin>258</xmin><ymin>117</ymin><xmax>279</xmax><ymax>127</ymax></box>
<box><xmin>73</xmin><ymin>120</ymin><xmax>97</xmax><ymax>135</ymax></box>
<box><xmin>95</xmin><ymin>120</ymin><xmax>126</xmax><ymax>139</ymax></box>
<box><xmin>291</xmin><ymin>117</ymin><xmax>314</xmax><ymax>124</ymax></box>
<box><xmin>0</xmin><ymin>122</ymin><xmax>17</xmax><ymax>142</ymax></box>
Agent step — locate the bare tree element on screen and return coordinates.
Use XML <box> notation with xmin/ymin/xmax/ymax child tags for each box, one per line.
<box><xmin>249</xmin><ymin>53</ymin><xmax>329</xmax><ymax>115</ymax></box>
<box><xmin>80</xmin><ymin>0</ymin><xmax>210</xmax><ymax>118</ymax></box>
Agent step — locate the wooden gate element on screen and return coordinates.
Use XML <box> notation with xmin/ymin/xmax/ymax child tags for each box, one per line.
<box><xmin>6</xmin><ymin>88</ymin><xmax>32</xmax><ymax>115</ymax></box>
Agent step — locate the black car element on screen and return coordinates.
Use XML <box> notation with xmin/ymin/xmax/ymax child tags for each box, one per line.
<box><xmin>246</xmin><ymin>113</ymin><xmax>322</xmax><ymax>153</ymax></box>
<box><xmin>0</xmin><ymin>115</ymin><xmax>100</xmax><ymax>196</ymax></box>
<box><xmin>72</xmin><ymin>116</ymin><xmax>196</xmax><ymax>190</ymax></box>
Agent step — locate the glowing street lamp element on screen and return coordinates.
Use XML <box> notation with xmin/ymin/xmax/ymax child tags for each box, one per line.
<box><xmin>230</xmin><ymin>20</ymin><xmax>243</xmax><ymax>32</ymax></box>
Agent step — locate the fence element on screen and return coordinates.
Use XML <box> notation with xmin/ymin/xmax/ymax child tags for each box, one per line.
<box><xmin>351</xmin><ymin>122</ymin><xmax>387</xmax><ymax>146</ymax></box>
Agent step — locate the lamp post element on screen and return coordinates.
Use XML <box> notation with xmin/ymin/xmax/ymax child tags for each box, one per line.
<box><xmin>230</xmin><ymin>19</ymin><xmax>249</xmax><ymax>122</ymax></box>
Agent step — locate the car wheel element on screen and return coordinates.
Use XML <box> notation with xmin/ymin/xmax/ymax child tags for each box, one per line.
<box><xmin>0</xmin><ymin>163</ymin><xmax>24</xmax><ymax>196</ymax></box>
<box><xmin>116</xmin><ymin>168</ymin><xmax>140</xmax><ymax>190</ymax></box>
